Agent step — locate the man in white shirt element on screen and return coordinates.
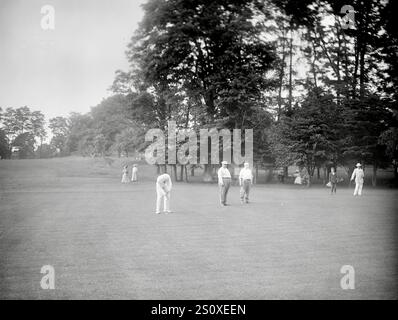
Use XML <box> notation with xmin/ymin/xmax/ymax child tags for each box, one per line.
<box><xmin>239</xmin><ymin>162</ymin><xmax>253</xmax><ymax>204</ymax></box>
<box><xmin>217</xmin><ymin>161</ymin><xmax>231</xmax><ymax>206</ymax></box>
<box><xmin>156</xmin><ymin>173</ymin><xmax>172</xmax><ymax>214</ymax></box>
<box><xmin>351</xmin><ymin>162</ymin><xmax>365</xmax><ymax>196</ymax></box>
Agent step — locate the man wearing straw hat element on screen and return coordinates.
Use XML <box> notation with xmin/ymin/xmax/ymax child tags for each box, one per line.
<box><xmin>218</xmin><ymin>161</ymin><xmax>232</xmax><ymax>206</ymax></box>
<box><xmin>351</xmin><ymin>163</ymin><xmax>365</xmax><ymax>196</ymax></box>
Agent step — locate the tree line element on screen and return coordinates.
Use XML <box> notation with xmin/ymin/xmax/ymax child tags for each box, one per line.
<box><xmin>1</xmin><ymin>0</ymin><xmax>397</xmax><ymax>185</ymax></box>
<box><xmin>0</xmin><ymin>106</ymin><xmax>46</xmax><ymax>159</ymax></box>
<box><xmin>0</xmin><ymin>96</ymin><xmax>146</xmax><ymax>160</ymax></box>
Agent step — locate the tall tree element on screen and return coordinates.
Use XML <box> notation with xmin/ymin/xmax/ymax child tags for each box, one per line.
<box><xmin>117</xmin><ymin>0</ymin><xmax>278</xmax><ymax>180</ymax></box>
<box><xmin>269</xmin><ymin>88</ymin><xmax>343</xmax><ymax>186</ymax></box>
<box><xmin>49</xmin><ymin>116</ymin><xmax>70</xmax><ymax>155</ymax></box>
<box><xmin>13</xmin><ymin>132</ymin><xmax>36</xmax><ymax>159</ymax></box>
<box><xmin>30</xmin><ymin>111</ymin><xmax>46</xmax><ymax>157</ymax></box>
<box><xmin>272</xmin><ymin>0</ymin><xmax>396</xmax><ymax>185</ymax></box>
<box><xmin>66</xmin><ymin>113</ymin><xmax>93</xmax><ymax>154</ymax></box>
<box><xmin>341</xmin><ymin>95</ymin><xmax>392</xmax><ymax>186</ymax></box>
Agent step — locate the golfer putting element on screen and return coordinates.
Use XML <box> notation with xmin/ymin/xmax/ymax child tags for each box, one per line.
<box><xmin>156</xmin><ymin>173</ymin><xmax>172</xmax><ymax>214</ymax></box>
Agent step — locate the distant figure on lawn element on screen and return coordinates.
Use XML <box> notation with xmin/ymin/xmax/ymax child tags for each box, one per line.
<box><xmin>218</xmin><ymin>161</ymin><xmax>231</xmax><ymax>206</ymax></box>
<box><xmin>329</xmin><ymin>167</ymin><xmax>338</xmax><ymax>194</ymax></box>
<box><xmin>156</xmin><ymin>173</ymin><xmax>172</xmax><ymax>214</ymax></box>
<box><xmin>131</xmin><ymin>164</ymin><xmax>138</xmax><ymax>182</ymax></box>
<box><xmin>239</xmin><ymin>162</ymin><xmax>253</xmax><ymax>204</ymax></box>
<box><xmin>121</xmin><ymin>165</ymin><xmax>129</xmax><ymax>183</ymax></box>
<box><xmin>294</xmin><ymin>170</ymin><xmax>302</xmax><ymax>185</ymax></box>
<box><xmin>351</xmin><ymin>163</ymin><xmax>365</xmax><ymax>196</ymax></box>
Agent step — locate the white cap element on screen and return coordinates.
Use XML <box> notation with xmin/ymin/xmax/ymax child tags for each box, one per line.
<box><xmin>221</xmin><ymin>161</ymin><xmax>228</xmax><ymax>165</ymax></box>
<box><xmin>356</xmin><ymin>163</ymin><xmax>361</xmax><ymax>167</ymax></box>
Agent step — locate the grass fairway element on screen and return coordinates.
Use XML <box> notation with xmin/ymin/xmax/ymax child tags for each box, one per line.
<box><xmin>0</xmin><ymin>157</ymin><xmax>397</xmax><ymax>299</ymax></box>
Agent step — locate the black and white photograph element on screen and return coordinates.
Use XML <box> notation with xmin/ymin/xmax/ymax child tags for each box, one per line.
<box><xmin>0</xmin><ymin>0</ymin><xmax>397</xmax><ymax>304</ymax></box>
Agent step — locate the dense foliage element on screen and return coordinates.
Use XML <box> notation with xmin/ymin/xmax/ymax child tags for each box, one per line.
<box><xmin>1</xmin><ymin>0</ymin><xmax>397</xmax><ymax>185</ymax></box>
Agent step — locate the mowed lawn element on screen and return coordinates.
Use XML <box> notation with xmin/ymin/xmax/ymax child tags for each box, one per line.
<box><xmin>0</xmin><ymin>157</ymin><xmax>397</xmax><ymax>299</ymax></box>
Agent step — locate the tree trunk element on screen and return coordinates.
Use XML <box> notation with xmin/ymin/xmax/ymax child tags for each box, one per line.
<box><xmin>184</xmin><ymin>165</ymin><xmax>188</xmax><ymax>182</ymax></box>
<box><xmin>335</xmin><ymin>20</ymin><xmax>342</xmax><ymax>103</ymax></box>
<box><xmin>39</xmin><ymin>138</ymin><xmax>43</xmax><ymax>158</ymax></box>
<box><xmin>347</xmin><ymin>167</ymin><xmax>353</xmax><ymax>187</ymax></box>
<box><xmin>277</xmin><ymin>25</ymin><xmax>287</xmax><ymax>122</ymax></box>
<box><xmin>353</xmin><ymin>38</ymin><xmax>359</xmax><ymax>98</ymax></box>
<box><xmin>191</xmin><ymin>166</ymin><xmax>195</xmax><ymax>176</ymax></box>
<box><xmin>203</xmin><ymin>164</ymin><xmax>213</xmax><ymax>182</ymax></box>
<box><xmin>255</xmin><ymin>164</ymin><xmax>259</xmax><ymax>184</ymax></box>
<box><xmin>308</xmin><ymin>30</ymin><xmax>318</xmax><ymax>88</ymax></box>
<box><xmin>323</xmin><ymin>165</ymin><xmax>328</xmax><ymax>184</ymax></box>
<box><xmin>359</xmin><ymin>44</ymin><xmax>366</xmax><ymax>99</ymax></box>
<box><xmin>288</xmin><ymin>26</ymin><xmax>294</xmax><ymax>113</ymax></box>
<box><xmin>307</xmin><ymin>165</ymin><xmax>313</xmax><ymax>187</ymax></box>
<box><xmin>179</xmin><ymin>165</ymin><xmax>184</xmax><ymax>181</ymax></box>
<box><xmin>317</xmin><ymin>166</ymin><xmax>320</xmax><ymax>179</ymax></box>
<box><xmin>267</xmin><ymin>167</ymin><xmax>273</xmax><ymax>183</ymax></box>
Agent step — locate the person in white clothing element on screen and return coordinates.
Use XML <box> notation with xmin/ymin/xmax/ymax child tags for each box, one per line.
<box><xmin>121</xmin><ymin>165</ymin><xmax>129</xmax><ymax>183</ymax></box>
<box><xmin>239</xmin><ymin>162</ymin><xmax>253</xmax><ymax>203</ymax></box>
<box><xmin>131</xmin><ymin>164</ymin><xmax>138</xmax><ymax>182</ymax></box>
<box><xmin>218</xmin><ymin>161</ymin><xmax>232</xmax><ymax>206</ymax></box>
<box><xmin>156</xmin><ymin>173</ymin><xmax>172</xmax><ymax>214</ymax></box>
<box><xmin>351</xmin><ymin>163</ymin><xmax>365</xmax><ymax>196</ymax></box>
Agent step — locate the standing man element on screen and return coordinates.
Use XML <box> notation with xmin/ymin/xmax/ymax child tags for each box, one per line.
<box><xmin>351</xmin><ymin>163</ymin><xmax>365</xmax><ymax>196</ymax></box>
<box><xmin>156</xmin><ymin>173</ymin><xmax>172</xmax><ymax>214</ymax></box>
<box><xmin>329</xmin><ymin>167</ymin><xmax>338</xmax><ymax>194</ymax></box>
<box><xmin>131</xmin><ymin>164</ymin><xmax>138</xmax><ymax>182</ymax></box>
<box><xmin>239</xmin><ymin>162</ymin><xmax>253</xmax><ymax>203</ymax></box>
<box><xmin>218</xmin><ymin>161</ymin><xmax>231</xmax><ymax>206</ymax></box>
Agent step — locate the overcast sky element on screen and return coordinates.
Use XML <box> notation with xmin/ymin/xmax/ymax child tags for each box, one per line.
<box><xmin>0</xmin><ymin>0</ymin><xmax>146</xmax><ymax>119</ymax></box>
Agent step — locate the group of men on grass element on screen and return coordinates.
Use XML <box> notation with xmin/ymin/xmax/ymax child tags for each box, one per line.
<box><xmin>155</xmin><ymin>161</ymin><xmax>254</xmax><ymax>214</ymax></box>
<box><xmin>123</xmin><ymin>161</ymin><xmax>365</xmax><ymax>214</ymax></box>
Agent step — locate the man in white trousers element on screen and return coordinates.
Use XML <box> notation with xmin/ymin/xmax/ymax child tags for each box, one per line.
<box><xmin>239</xmin><ymin>162</ymin><xmax>253</xmax><ymax>204</ymax></box>
<box><xmin>351</xmin><ymin>163</ymin><xmax>365</xmax><ymax>196</ymax></box>
<box><xmin>156</xmin><ymin>173</ymin><xmax>172</xmax><ymax>214</ymax></box>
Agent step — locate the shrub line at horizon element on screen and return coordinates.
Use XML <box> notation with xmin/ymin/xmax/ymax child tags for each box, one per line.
<box><xmin>145</xmin><ymin>121</ymin><xmax>253</xmax><ymax>167</ymax></box>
